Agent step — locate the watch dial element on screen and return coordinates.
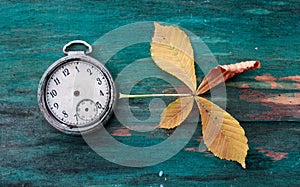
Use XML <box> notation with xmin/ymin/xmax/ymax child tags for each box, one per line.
<box><xmin>45</xmin><ymin>61</ymin><xmax>111</xmax><ymax>126</ymax></box>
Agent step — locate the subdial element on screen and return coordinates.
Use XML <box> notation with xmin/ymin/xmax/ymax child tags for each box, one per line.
<box><xmin>76</xmin><ymin>99</ymin><xmax>98</xmax><ymax>122</ymax></box>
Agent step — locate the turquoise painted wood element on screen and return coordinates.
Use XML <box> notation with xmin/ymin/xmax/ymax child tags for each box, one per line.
<box><xmin>1</xmin><ymin>0</ymin><xmax>299</xmax><ymax>186</ymax></box>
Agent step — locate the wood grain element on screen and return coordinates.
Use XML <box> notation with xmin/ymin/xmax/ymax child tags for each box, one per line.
<box><xmin>0</xmin><ymin>0</ymin><xmax>299</xmax><ymax>186</ymax></box>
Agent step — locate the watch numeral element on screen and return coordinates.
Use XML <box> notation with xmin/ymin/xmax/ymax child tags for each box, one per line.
<box><xmin>87</xmin><ymin>68</ymin><xmax>93</xmax><ymax>75</ymax></box>
<box><xmin>53</xmin><ymin>103</ymin><xmax>59</xmax><ymax>109</ymax></box>
<box><xmin>53</xmin><ymin>77</ymin><xmax>60</xmax><ymax>85</ymax></box>
<box><xmin>74</xmin><ymin>114</ymin><xmax>78</xmax><ymax>122</ymax></box>
<box><xmin>99</xmin><ymin>90</ymin><xmax>104</xmax><ymax>96</ymax></box>
<box><xmin>96</xmin><ymin>102</ymin><xmax>104</xmax><ymax>109</ymax></box>
<box><xmin>96</xmin><ymin>78</ymin><xmax>102</xmax><ymax>85</ymax></box>
<box><xmin>75</xmin><ymin>66</ymin><xmax>80</xmax><ymax>72</ymax></box>
<box><xmin>49</xmin><ymin>89</ymin><xmax>57</xmax><ymax>98</ymax></box>
<box><xmin>63</xmin><ymin>68</ymin><xmax>70</xmax><ymax>77</ymax></box>
<box><xmin>62</xmin><ymin>110</ymin><xmax>68</xmax><ymax>118</ymax></box>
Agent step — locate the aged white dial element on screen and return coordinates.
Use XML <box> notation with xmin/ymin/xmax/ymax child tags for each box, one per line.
<box><xmin>45</xmin><ymin>61</ymin><xmax>110</xmax><ymax>126</ymax></box>
<box><xmin>38</xmin><ymin>40</ymin><xmax>116</xmax><ymax>135</ymax></box>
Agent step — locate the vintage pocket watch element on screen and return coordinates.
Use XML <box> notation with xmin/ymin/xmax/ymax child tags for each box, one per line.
<box><xmin>38</xmin><ymin>40</ymin><xmax>116</xmax><ymax>135</ymax></box>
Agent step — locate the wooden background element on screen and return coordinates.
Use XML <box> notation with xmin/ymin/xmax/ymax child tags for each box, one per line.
<box><xmin>1</xmin><ymin>0</ymin><xmax>299</xmax><ymax>186</ymax></box>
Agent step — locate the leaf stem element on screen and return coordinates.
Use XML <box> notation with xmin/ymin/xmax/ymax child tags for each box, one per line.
<box><xmin>119</xmin><ymin>92</ymin><xmax>192</xmax><ymax>99</ymax></box>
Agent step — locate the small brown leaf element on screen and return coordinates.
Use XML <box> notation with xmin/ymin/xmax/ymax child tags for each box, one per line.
<box><xmin>195</xmin><ymin>96</ymin><xmax>249</xmax><ymax>168</ymax></box>
<box><xmin>197</xmin><ymin>61</ymin><xmax>260</xmax><ymax>95</ymax></box>
<box><xmin>151</xmin><ymin>22</ymin><xmax>196</xmax><ymax>92</ymax></box>
<box><xmin>158</xmin><ymin>96</ymin><xmax>194</xmax><ymax>129</ymax></box>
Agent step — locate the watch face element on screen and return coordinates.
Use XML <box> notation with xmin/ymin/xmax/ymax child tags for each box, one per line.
<box><xmin>38</xmin><ymin>55</ymin><xmax>115</xmax><ymax>134</ymax></box>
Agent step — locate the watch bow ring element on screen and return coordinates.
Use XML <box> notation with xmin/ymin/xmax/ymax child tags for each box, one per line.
<box><xmin>38</xmin><ymin>40</ymin><xmax>116</xmax><ymax>135</ymax></box>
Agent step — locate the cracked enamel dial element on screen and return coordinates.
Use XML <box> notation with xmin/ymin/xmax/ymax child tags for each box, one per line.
<box><xmin>45</xmin><ymin>60</ymin><xmax>110</xmax><ymax>126</ymax></box>
<box><xmin>38</xmin><ymin>41</ymin><xmax>116</xmax><ymax>135</ymax></box>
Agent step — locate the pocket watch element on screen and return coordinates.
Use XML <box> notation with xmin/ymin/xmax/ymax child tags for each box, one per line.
<box><xmin>38</xmin><ymin>40</ymin><xmax>116</xmax><ymax>135</ymax></box>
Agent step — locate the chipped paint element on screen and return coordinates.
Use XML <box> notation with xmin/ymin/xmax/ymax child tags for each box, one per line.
<box><xmin>196</xmin><ymin>77</ymin><xmax>203</xmax><ymax>81</ymax></box>
<box><xmin>279</xmin><ymin>76</ymin><xmax>300</xmax><ymax>82</ymax></box>
<box><xmin>240</xmin><ymin>73</ymin><xmax>300</xmax><ymax>120</ymax></box>
<box><xmin>255</xmin><ymin>74</ymin><xmax>300</xmax><ymax>89</ymax></box>
<box><xmin>185</xmin><ymin>147</ymin><xmax>199</xmax><ymax>152</ymax></box>
<box><xmin>256</xmin><ymin>148</ymin><xmax>288</xmax><ymax>161</ymax></box>
<box><xmin>240</xmin><ymin>83</ymin><xmax>250</xmax><ymax>89</ymax></box>
<box><xmin>185</xmin><ymin>147</ymin><xmax>209</xmax><ymax>153</ymax></box>
<box><xmin>255</xmin><ymin>74</ymin><xmax>278</xmax><ymax>89</ymax></box>
<box><xmin>240</xmin><ymin>90</ymin><xmax>300</xmax><ymax>120</ymax></box>
<box><xmin>111</xmin><ymin>127</ymin><xmax>132</xmax><ymax>137</ymax></box>
<box><xmin>263</xmin><ymin>93</ymin><xmax>300</xmax><ymax>105</ymax></box>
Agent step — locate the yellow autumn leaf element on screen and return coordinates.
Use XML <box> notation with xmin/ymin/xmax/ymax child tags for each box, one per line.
<box><xmin>150</xmin><ymin>22</ymin><xmax>196</xmax><ymax>92</ymax></box>
<box><xmin>158</xmin><ymin>96</ymin><xmax>194</xmax><ymax>129</ymax></box>
<box><xmin>148</xmin><ymin>22</ymin><xmax>255</xmax><ymax>168</ymax></box>
<box><xmin>195</xmin><ymin>96</ymin><xmax>249</xmax><ymax>168</ymax></box>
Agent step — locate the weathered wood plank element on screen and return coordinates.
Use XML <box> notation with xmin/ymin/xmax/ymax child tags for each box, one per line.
<box><xmin>1</xmin><ymin>114</ymin><xmax>300</xmax><ymax>186</ymax></box>
<box><xmin>0</xmin><ymin>0</ymin><xmax>299</xmax><ymax>186</ymax></box>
